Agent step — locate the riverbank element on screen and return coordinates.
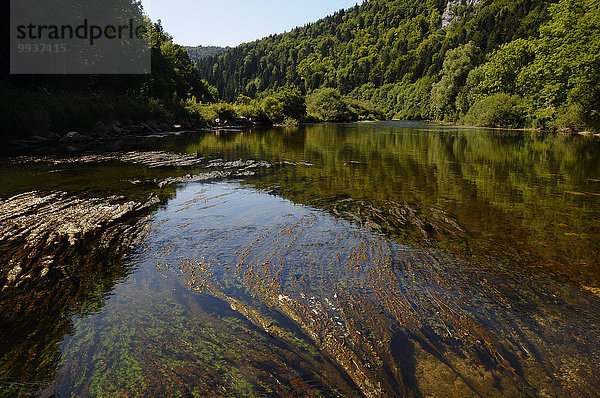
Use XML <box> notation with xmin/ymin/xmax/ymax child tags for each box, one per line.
<box><xmin>3</xmin><ymin>118</ymin><xmax>267</xmax><ymax>155</ymax></box>
<box><xmin>425</xmin><ymin>119</ymin><xmax>600</xmax><ymax>136</ymax></box>
<box><xmin>8</xmin><ymin>117</ymin><xmax>600</xmax><ymax>158</ymax></box>
<box><xmin>0</xmin><ymin>85</ymin><xmax>384</xmax><ymax>148</ymax></box>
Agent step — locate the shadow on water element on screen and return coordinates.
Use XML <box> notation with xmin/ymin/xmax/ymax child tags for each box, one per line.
<box><xmin>0</xmin><ymin>122</ymin><xmax>599</xmax><ymax>396</ymax></box>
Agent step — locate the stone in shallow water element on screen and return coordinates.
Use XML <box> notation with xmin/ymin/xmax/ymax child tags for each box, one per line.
<box><xmin>0</xmin><ymin>191</ymin><xmax>158</xmax><ymax>289</ymax></box>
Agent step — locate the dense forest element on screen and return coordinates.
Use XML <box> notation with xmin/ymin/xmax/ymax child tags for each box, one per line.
<box><xmin>185</xmin><ymin>45</ymin><xmax>229</xmax><ymax>62</ymax></box>
<box><xmin>198</xmin><ymin>0</ymin><xmax>600</xmax><ymax>131</ymax></box>
<box><xmin>1</xmin><ymin>0</ymin><xmax>598</xmax><ymax>139</ymax></box>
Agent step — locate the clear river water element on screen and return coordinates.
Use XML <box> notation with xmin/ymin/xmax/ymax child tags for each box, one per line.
<box><xmin>1</xmin><ymin>122</ymin><xmax>600</xmax><ymax>397</ymax></box>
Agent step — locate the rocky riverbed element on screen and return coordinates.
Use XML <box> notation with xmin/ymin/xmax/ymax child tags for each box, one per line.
<box><xmin>0</xmin><ymin>191</ymin><xmax>159</xmax><ymax>289</ymax></box>
<box><xmin>1</xmin><ymin>150</ymin><xmax>306</xmax><ymax>290</ymax></box>
<box><xmin>2</xmin><ymin>123</ymin><xmax>599</xmax><ymax>397</ymax></box>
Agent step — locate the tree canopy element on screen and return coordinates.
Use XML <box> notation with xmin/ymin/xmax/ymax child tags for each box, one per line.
<box><xmin>198</xmin><ymin>0</ymin><xmax>600</xmax><ymax>131</ymax></box>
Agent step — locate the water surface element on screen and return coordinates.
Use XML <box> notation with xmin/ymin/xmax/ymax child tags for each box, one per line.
<box><xmin>1</xmin><ymin>122</ymin><xmax>600</xmax><ymax>397</ymax></box>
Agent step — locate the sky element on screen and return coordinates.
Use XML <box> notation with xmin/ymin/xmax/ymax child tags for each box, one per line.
<box><xmin>141</xmin><ymin>0</ymin><xmax>361</xmax><ymax>47</ymax></box>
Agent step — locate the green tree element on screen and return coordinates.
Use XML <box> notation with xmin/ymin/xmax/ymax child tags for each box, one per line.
<box><xmin>430</xmin><ymin>42</ymin><xmax>481</xmax><ymax>120</ymax></box>
<box><xmin>306</xmin><ymin>88</ymin><xmax>356</xmax><ymax>122</ymax></box>
<box><xmin>147</xmin><ymin>21</ymin><xmax>216</xmax><ymax>104</ymax></box>
<box><xmin>477</xmin><ymin>39</ymin><xmax>535</xmax><ymax>97</ymax></box>
<box><xmin>474</xmin><ymin>0</ymin><xmax>600</xmax><ymax>130</ymax></box>
<box><xmin>274</xmin><ymin>86</ymin><xmax>307</xmax><ymax>119</ymax></box>
<box><xmin>455</xmin><ymin>66</ymin><xmax>485</xmax><ymax>115</ymax></box>
<box><xmin>261</xmin><ymin>96</ymin><xmax>284</xmax><ymax>122</ymax></box>
<box><xmin>522</xmin><ymin>0</ymin><xmax>600</xmax><ymax>130</ymax></box>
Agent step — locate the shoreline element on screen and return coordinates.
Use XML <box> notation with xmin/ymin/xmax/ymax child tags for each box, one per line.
<box><xmin>6</xmin><ymin>118</ymin><xmax>599</xmax><ymax>156</ymax></box>
<box><xmin>428</xmin><ymin>120</ymin><xmax>600</xmax><ymax>136</ymax></box>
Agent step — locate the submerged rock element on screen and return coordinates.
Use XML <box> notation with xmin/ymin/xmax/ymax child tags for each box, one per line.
<box><xmin>59</xmin><ymin>131</ymin><xmax>89</xmax><ymax>143</ymax></box>
<box><xmin>92</xmin><ymin>121</ymin><xmax>106</xmax><ymax>133</ymax></box>
<box><xmin>15</xmin><ymin>151</ymin><xmax>207</xmax><ymax>168</ymax></box>
<box><xmin>148</xmin><ymin>186</ymin><xmax>600</xmax><ymax>397</ymax></box>
<box><xmin>13</xmin><ymin>152</ymin><xmax>314</xmax><ymax>176</ymax></box>
<box><xmin>0</xmin><ymin>191</ymin><xmax>159</xmax><ymax>289</ymax></box>
<box><xmin>157</xmin><ymin>171</ymin><xmax>234</xmax><ymax>188</ymax></box>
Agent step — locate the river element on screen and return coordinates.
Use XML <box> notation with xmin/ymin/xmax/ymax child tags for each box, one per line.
<box><xmin>1</xmin><ymin>122</ymin><xmax>599</xmax><ymax>397</ymax></box>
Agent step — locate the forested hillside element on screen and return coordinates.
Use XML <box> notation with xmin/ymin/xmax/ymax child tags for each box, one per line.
<box><xmin>185</xmin><ymin>45</ymin><xmax>229</xmax><ymax>62</ymax></box>
<box><xmin>2</xmin><ymin>0</ymin><xmax>598</xmax><ymax>137</ymax></box>
<box><xmin>198</xmin><ymin>0</ymin><xmax>600</xmax><ymax>131</ymax></box>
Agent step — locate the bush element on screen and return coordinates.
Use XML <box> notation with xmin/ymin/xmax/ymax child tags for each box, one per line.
<box><xmin>554</xmin><ymin>103</ymin><xmax>589</xmax><ymax>132</ymax></box>
<box><xmin>463</xmin><ymin>93</ymin><xmax>525</xmax><ymax>128</ymax></box>
<box><xmin>282</xmin><ymin>117</ymin><xmax>299</xmax><ymax>126</ymax></box>
<box><xmin>274</xmin><ymin>86</ymin><xmax>306</xmax><ymax>120</ymax></box>
<box><xmin>345</xmin><ymin>98</ymin><xmax>384</xmax><ymax>121</ymax></box>
<box><xmin>306</xmin><ymin>88</ymin><xmax>357</xmax><ymax>122</ymax></box>
<box><xmin>236</xmin><ymin>103</ymin><xmax>264</xmax><ymax>120</ymax></box>
<box><xmin>529</xmin><ymin>107</ymin><xmax>557</xmax><ymax>130</ymax></box>
<box><xmin>261</xmin><ymin>96</ymin><xmax>284</xmax><ymax>122</ymax></box>
<box><xmin>211</xmin><ymin>102</ymin><xmax>238</xmax><ymax>121</ymax></box>
<box><xmin>184</xmin><ymin>99</ymin><xmax>217</xmax><ymax>123</ymax></box>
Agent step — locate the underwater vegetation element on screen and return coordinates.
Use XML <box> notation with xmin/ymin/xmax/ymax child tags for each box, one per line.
<box><xmin>1</xmin><ymin>123</ymin><xmax>599</xmax><ymax>396</ymax></box>
<box><xmin>149</xmin><ymin>185</ymin><xmax>600</xmax><ymax>397</ymax></box>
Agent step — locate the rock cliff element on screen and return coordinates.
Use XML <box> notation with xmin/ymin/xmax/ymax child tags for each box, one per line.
<box><xmin>441</xmin><ymin>0</ymin><xmax>482</xmax><ymax>28</ymax></box>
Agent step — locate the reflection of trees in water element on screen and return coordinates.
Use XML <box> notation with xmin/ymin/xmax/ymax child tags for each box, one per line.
<box><xmin>184</xmin><ymin>124</ymin><xmax>600</xmax><ymax>285</ymax></box>
<box><xmin>161</xmin><ymin>188</ymin><xmax>600</xmax><ymax>397</ymax></box>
